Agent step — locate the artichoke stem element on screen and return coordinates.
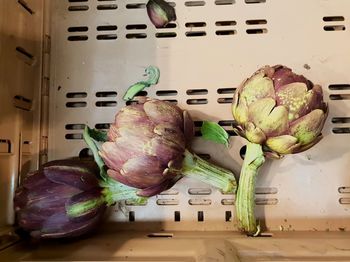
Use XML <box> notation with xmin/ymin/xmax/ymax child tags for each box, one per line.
<box><xmin>102</xmin><ymin>178</ymin><xmax>147</xmax><ymax>206</ymax></box>
<box><xmin>236</xmin><ymin>142</ymin><xmax>265</xmax><ymax>236</ymax></box>
<box><xmin>181</xmin><ymin>150</ymin><xmax>237</xmax><ymax>193</ymax></box>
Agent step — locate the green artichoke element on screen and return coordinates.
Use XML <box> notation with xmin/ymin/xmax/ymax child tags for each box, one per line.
<box><xmin>97</xmin><ymin>98</ymin><xmax>236</xmax><ymax>197</ymax></box>
<box><xmin>232</xmin><ymin>65</ymin><xmax>328</xmax><ymax>235</ymax></box>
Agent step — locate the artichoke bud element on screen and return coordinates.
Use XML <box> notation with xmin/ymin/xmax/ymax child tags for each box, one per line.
<box><xmin>146</xmin><ymin>0</ymin><xmax>176</xmax><ymax>28</ymax></box>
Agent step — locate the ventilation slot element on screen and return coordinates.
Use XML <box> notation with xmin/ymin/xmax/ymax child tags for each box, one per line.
<box><xmin>16</xmin><ymin>46</ymin><xmax>35</xmax><ymax>65</ymax></box>
<box><xmin>148</xmin><ymin>233</ymin><xmax>173</xmax><ymax>238</ymax></box>
<box><xmin>162</xmin><ymin>99</ymin><xmax>177</xmax><ymax>104</ymax></box>
<box><xmin>217</xmin><ymin>97</ymin><xmax>233</xmax><ymax>104</ymax></box>
<box><xmin>65</xmin><ymin>134</ymin><xmax>83</xmax><ymax>140</ymax></box>
<box><xmin>245</xmin><ymin>0</ymin><xmax>266</xmax><ymax>3</ymax></box>
<box><xmin>332</xmin><ymin>128</ymin><xmax>350</xmax><ymax>134</ymax></box>
<box><xmin>187</xmin><ymin>89</ymin><xmax>208</xmax><ymax>95</ymax></box>
<box><xmin>133</xmin><ymin>90</ymin><xmax>148</xmax><ymax>96</ymax></box>
<box><xmin>215</xmin><ymin>0</ymin><xmax>234</xmax><ymax>5</ymax></box>
<box><xmin>95</xmin><ymin>101</ymin><xmax>117</xmax><ymax>107</ymax></box>
<box><xmin>186</xmin><ymin>31</ymin><xmax>206</xmax><ymax>37</ymax></box>
<box><xmin>97</xmin><ymin>25</ymin><xmax>117</xmax><ymax>31</ymax></box>
<box><xmin>185</xmin><ymin>1</ymin><xmax>205</xmax><ymax>6</ymax></box>
<box><xmin>68</xmin><ymin>5</ymin><xmax>89</xmax><ymax>11</ymax></box>
<box><xmin>217</xmin><ymin>87</ymin><xmax>235</xmax><ymax>94</ymax></box>
<box><xmin>246</xmin><ymin>28</ymin><xmax>267</xmax><ymax>34</ymax></box>
<box><xmin>79</xmin><ymin>148</ymin><xmax>93</xmax><ymax>159</ymax></box>
<box><xmin>189</xmin><ymin>199</ymin><xmax>211</xmax><ymax>205</ymax></box>
<box><xmin>197</xmin><ymin>153</ymin><xmax>210</xmax><ymax>160</ymax></box>
<box><xmin>68</xmin><ymin>35</ymin><xmax>88</xmax><ymax>41</ymax></box>
<box><xmin>221</xmin><ymin>199</ymin><xmax>234</xmax><ymax>205</ymax></box>
<box><xmin>156</xmin><ymin>32</ymin><xmax>177</xmax><ymax>38</ymax></box>
<box><xmin>255</xmin><ymin>198</ymin><xmax>278</xmax><ymax>205</ymax></box>
<box><xmin>324</xmin><ymin>25</ymin><xmax>346</xmax><ymax>31</ymax></box>
<box><xmin>187</xmin><ymin>99</ymin><xmax>208</xmax><ymax>105</ymax></box>
<box><xmin>156</xmin><ymin>90</ymin><xmax>178</xmax><ymax>97</ymax></box>
<box><xmin>156</xmin><ymin>199</ymin><xmax>179</xmax><ymax>205</ymax></box>
<box><xmin>97</xmin><ymin>34</ymin><xmax>117</xmax><ymax>40</ymax></box>
<box><xmin>339</xmin><ymin>198</ymin><xmax>350</xmax><ymax>205</ymax></box>
<box><xmin>66</xmin><ymin>102</ymin><xmax>87</xmax><ymax>108</ymax></box>
<box><xmin>329</xmin><ymin>84</ymin><xmax>350</xmax><ymax>90</ymax></box>
<box><xmin>68</xmin><ymin>0</ymin><xmax>88</xmax><ymax>2</ymax></box>
<box><xmin>13</xmin><ymin>95</ymin><xmax>32</xmax><ymax>111</ymax></box>
<box><xmin>332</xmin><ymin>117</ymin><xmax>350</xmax><ymax>124</ymax></box>
<box><xmin>323</xmin><ymin>16</ymin><xmax>345</xmax><ymax>22</ymax></box>
<box><xmin>126</xmin><ymin>3</ymin><xmax>145</xmax><ymax>9</ymax></box>
<box><xmin>129</xmin><ymin>211</ymin><xmax>135</xmax><ymax>222</ymax></box>
<box><xmin>246</xmin><ymin>19</ymin><xmax>267</xmax><ymax>25</ymax></box>
<box><xmin>218</xmin><ymin>120</ymin><xmax>236</xmax><ymax>126</ymax></box>
<box><xmin>97</xmin><ymin>4</ymin><xmax>117</xmax><ymax>10</ymax></box>
<box><xmin>18</xmin><ymin>0</ymin><xmax>34</xmax><ymax>14</ymax></box>
<box><xmin>256</xmin><ymin>187</ymin><xmax>278</xmax><ymax>194</ymax></box>
<box><xmin>216</xmin><ymin>30</ymin><xmax>236</xmax><ymax>36</ymax></box>
<box><xmin>338</xmin><ymin>187</ymin><xmax>350</xmax><ymax>194</ymax></box>
<box><xmin>65</xmin><ymin>124</ymin><xmax>85</xmax><ymax>130</ymax></box>
<box><xmin>174</xmin><ymin>211</ymin><xmax>181</xmax><ymax>222</ymax></box>
<box><xmin>329</xmin><ymin>94</ymin><xmax>350</xmax><ymax>100</ymax></box>
<box><xmin>197</xmin><ymin>211</ymin><xmax>204</xmax><ymax>222</ymax></box>
<box><xmin>159</xmin><ymin>189</ymin><xmax>179</xmax><ymax>195</ymax></box>
<box><xmin>125</xmin><ymin>199</ymin><xmax>147</xmax><ymax>206</ymax></box>
<box><xmin>188</xmin><ymin>188</ymin><xmax>212</xmax><ymax>195</ymax></box>
<box><xmin>0</xmin><ymin>139</ymin><xmax>12</xmax><ymax>153</ymax></box>
<box><xmin>162</xmin><ymin>23</ymin><xmax>177</xmax><ymax>29</ymax></box>
<box><xmin>186</xmin><ymin>22</ymin><xmax>206</xmax><ymax>28</ymax></box>
<box><xmin>126</xmin><ymin>33</ymin><xmax>147</xmax><ymax>39</ymax></box>
<box><xmin>68</xmin><ymin>26</ymin><xmax>88</xmax><ymax>32</ymax></box>
<box><xmin>225</xmin><ymin>211</ymin><xmax>232</xmax><ymax>222</ymax></box>
<box><xmin>66</xmin><ymin>92</ymin><xmax>87</xmax><ymax>98</ymax></box>
<box><xmin>96</xmin><ymin>91</ymin><xmax>117</xmax><ymax>97</ymax></box>
<box><xmin>95</xmin><ymin>123</ymin><xmax>111</xmax><ymax>129</ymax></box>
<box><xmin>216</xmin><ymin>21</ymin><xmax>236</xmax><ymax>26</ymax></box>
<box><xmin>126</xmin><ymin>24</ymin><xmax>147</xmax><ymax>30</ymax></box>
<box><xmin>194</xmin><ymin>120</ymin><xmax>203</xmax><ymax>127</ymax></box>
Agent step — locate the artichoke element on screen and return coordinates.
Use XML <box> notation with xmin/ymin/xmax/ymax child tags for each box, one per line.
<box><xmin>14</xmin><ymin>160</ymin><xmax>106</xmax><ymax>239</ymax></box>
<box><xmin>97</xmin><ymin>97</ymin><xmax>236</xmax><ymax>197</ymax></box>
<box><xmin>232</xmin><ymin>65</ymin><xmax>328</xmax><ymax>235</ymax></box>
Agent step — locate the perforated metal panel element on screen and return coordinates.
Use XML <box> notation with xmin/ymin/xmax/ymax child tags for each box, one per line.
<box><xmin>48</xmin><ymin>0</ymin><xmax>350</xmax><ymax>232</ymax></box>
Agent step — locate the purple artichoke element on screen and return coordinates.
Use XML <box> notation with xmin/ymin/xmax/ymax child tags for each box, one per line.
<box><xmin>98</xmin><ymin>98</ymin><xmax>236</xmax><ymax>197</ymax></box>
<box><xmin>232</xmin><ymin>65</ymin><xmax>328</xmax><ymax>235</ymax></box>
<box><xmin>14</xmin><ymin>159</ymin><xmax>106</xmax><ymax>239</ymax></box>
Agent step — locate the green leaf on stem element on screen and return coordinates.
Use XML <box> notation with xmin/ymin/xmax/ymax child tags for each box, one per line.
<box><xmin>201</xmin><ymin>121</ymin><xmax>229</xmax><ymax>147</ymax></box>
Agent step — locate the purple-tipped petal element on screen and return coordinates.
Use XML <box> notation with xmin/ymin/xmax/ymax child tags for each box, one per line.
<box><xmin>290</xmin><ymin>109</ymin><xmax>326</xmax><ymax>145</ymax></box>
<box><xmin>107</xmin><ymin>169</ymin><xmax>138</xmax><ymax>188</ymax></box>
<box><xmin>148</xmin><ymin>136</ymin><xmax>184</xmax><ymax>166</ymax></box>
<box><xmin>115</xmin><ymin>104</ymin><xmax>151</xmax><ymax>128</ymax></box>
<box><xmin>137</xmin><ymin>175</ymin><xmax>182</xmax><ymax>197</ymax></box>
<box><xmin>143</xmin><ymin>100</ymin><xmax>183</xmax><ymax>129</ymax></box>
<box><xmin>146</xmin><ymin>0</ymin><xmax>176</xmax><ymax>28</ymax></box>
<box><xmin>272</xmin><ymin>65</ymin><xmax>311</xmax><ymax>90</ymax></box>
<box><xmin>153</xmin><ymin>123</ymin><xmax>185</xmax><ymax>149</ymax></box>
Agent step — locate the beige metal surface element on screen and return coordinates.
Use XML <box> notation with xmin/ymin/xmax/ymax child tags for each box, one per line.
<box><xmin>1</xmin><ymin>230</ymin><xmax>350</xmax><ymax>261</ymax></box>
<box><xmin>48</xmin><ymin>0</ymin><xmax>350</xmax><ymax>232</ymax></box>
<box><xmin>0</xmin><ymin>0</ymin><xmax>44</xmax><ymax>227</ymax></box>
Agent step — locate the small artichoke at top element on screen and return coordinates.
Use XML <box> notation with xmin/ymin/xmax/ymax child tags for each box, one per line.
<box><xmin>146</xmin><ymin>0</ymin><xmax>176</xmax><ymax>28</ymax></box>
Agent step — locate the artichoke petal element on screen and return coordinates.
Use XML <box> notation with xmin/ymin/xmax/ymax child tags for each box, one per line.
<box><xmin>233</xmin><ymin>96</ymin><xmax>249</xmax><ymax>125</ymax></box>
<box><xmin>240</xmin><ymin>72</ymin><xmax>275</xmax><ymax>106</ymax></box>
<box><xmin>154</xmin><ymin>123</ymin><xmax>186</xmax><ymax>149</ymax></box>
<box><xmin>144</xmin><ymin>100</ymin><xmax>183</xmax><ymax>128</ymax></box>
<box><xmin>290</xmin><ymin>109</ymin><xmax>326</xmax><ymax>145</ymax></box>
<box><xmin>272</xmin><ymin>65</ymin><xmax>310</xmax><ymax>90</ymax></box>
<box><xmin>292</xmin><ymin>134</ymin><xmax>323</xmax><ymax>153</ymax></box>
<box><xmin>266</xmin><ymin>135</ymin><xmax>300</xmax><ymax>155</ymax></box>
<box><xmin>275</xmin><ymin>82</ymin><xmax>315</xmax><ymax>121</ymax></box>
<box><xmin>244</xmin><ymin>122</ymin><xmax>266</xmax><ymax>144</ymax></box>
<box><xmin>183</xmin><ymin>110</ymin><xmax>195</xmax><ymax>146</ymax></box>
<box><xmin>147</xmin><ymin>136</ymin><xmax>184</xmax><ymax>166</ymax></box>
<box><xmin>249</xmin><ymin>97</ymin><xmax>289</xmax><ymax>137</ymax></box>
<box><xmin>115</xmin><ymin>104</ymin><xmax>150</xmax><ymax>127</ymax></box>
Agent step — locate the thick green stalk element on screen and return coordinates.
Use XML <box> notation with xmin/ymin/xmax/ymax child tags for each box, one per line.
<box><xmin>236</xmin><ymin>142</ymin><xmax>265</xmax><ymax>236</ymax></box>
<box><xmin>180</xmin><ymin>150</ymin><xmax>237</xmax><ymax>193</ymax></box>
